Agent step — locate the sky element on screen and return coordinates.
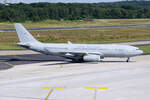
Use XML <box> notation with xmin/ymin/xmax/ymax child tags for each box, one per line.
<box><xmin>0</xmin><ymin>0</ymin><xmax>124</xmax><ymax>4</ymax></box>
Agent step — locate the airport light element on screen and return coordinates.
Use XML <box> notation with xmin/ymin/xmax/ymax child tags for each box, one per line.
<box><xmin>85</xmin><ymin>87</ymin><xmax>108</xmax><ymax>100</ymax></box>
<box><xmin>42</xmin><ymin>87</ymin><xmax>65</xmax><ymax>100</ymax></box>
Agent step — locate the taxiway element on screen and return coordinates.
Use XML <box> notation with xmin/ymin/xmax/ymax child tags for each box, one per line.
<box><xmin>0</xmin><ymin>55</ymin><xmax>150</xmax><ymax>100</ymax></box>
<box><xmin>1</xmin><ymin>24</ymin><xmax>150</xmax><ymax>32</ymax></box>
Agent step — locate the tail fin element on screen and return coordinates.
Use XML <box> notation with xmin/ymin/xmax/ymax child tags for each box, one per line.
<box><xmin>14</xmin><ymin>23</ymin><xmax>38</xmax><ymax>43</ymax></box>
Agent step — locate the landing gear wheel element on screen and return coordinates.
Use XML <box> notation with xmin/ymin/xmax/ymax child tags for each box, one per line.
<box><xmin>72</xmin><ymin>58</ymin><xmax>84</xmax><ymax>63</ymax></box>
<box><xmin>126</xmin><ymin>57</ymin><xmax>130</xmax><ymax>62</ymax></box>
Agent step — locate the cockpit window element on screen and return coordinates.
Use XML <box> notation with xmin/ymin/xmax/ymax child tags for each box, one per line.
<box><xmin>136</xmin><ymin>49</ymin><xmax>140</xmax><ymax>50</ymax></box>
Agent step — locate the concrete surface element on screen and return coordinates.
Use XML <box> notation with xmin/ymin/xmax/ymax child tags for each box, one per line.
<box><xmin>0</xmin><ymin>55</ymin><xmax>150</xmax><ymax>100</ymax></box>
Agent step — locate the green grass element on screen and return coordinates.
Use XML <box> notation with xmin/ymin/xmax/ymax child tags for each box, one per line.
<box><xmin>0</xmin><ymin>20</ymin><xmax>108</xmax><ymax>29</ymax></box>
<box><xmin>0</xmin><ymin>19</ymin><xmax>150</xmax><ymax>50</ymax></box>
<box><xmin>0</xmin><ymin>26</ymin><xmax>150</xmax><ymax>49</ymax></box>
<box><xmin>138</xmin><ymin>46</ymin><xmax>150</xmax><ymax>53</ymax></box>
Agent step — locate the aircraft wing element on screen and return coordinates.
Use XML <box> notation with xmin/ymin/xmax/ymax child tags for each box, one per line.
<box><xmin>44</xmin><ymin>48</ymin><xmax>103</xmax><ymax>57</ymax></box>
<box><xmin>67</xmin><ymin>51</ymin><xmax>103</xmax><ymax>56</ymax></box>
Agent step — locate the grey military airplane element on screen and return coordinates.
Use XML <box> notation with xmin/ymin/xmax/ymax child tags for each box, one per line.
<box><xmin>14</xmin><ymin>23</ymin><xmax>143</xmax><ymax>62</ymax></box>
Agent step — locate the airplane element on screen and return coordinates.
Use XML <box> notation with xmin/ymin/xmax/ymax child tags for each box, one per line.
<box><xmin>14</xmin><ymin>23</ymin><xmax>143</xmax><ymax>62</ymax></box>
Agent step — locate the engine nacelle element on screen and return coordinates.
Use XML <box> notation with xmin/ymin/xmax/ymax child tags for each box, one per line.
<box><xmin>83</xmin><ymin>54</ymin><xmax>101</xmax><ymax>62</ymax></box>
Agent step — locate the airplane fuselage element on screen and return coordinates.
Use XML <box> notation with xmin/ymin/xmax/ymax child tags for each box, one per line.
<box><xmin>28</xmin><ymin>42</ymin><xmax>143</xmax><ymax>58</ymax></box>
<box><xmin>14</xmin><ymin>23</ymin><xmax>143</xmax><ymax>62</ymax></box>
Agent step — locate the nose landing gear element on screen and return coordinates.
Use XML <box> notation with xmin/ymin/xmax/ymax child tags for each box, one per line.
<box><xmin>126</xmin><ymin>57</ymin><xmax>130</xmax><ymax>62</ymax></box>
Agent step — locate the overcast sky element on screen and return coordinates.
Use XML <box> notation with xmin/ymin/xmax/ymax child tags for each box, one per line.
<box><xmin>0</xmin><ymin>0</ymin><xmax>124</xmax><ymax>4</ymax></box>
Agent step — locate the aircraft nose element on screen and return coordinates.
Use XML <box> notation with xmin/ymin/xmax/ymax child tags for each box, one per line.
<box><xmin>140</xmin><ymin>50</ymin><xmax>143</xmax><ymax>54</ymax></box>
<box><xmin>137</xmin><ymin>50</ymin><xmax>143</xmax><ymax>55</ymax></box>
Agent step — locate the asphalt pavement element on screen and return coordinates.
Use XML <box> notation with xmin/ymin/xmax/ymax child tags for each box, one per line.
<box><xmin>1</xmin><ymin>24</ymin><xmax>150</xmax><ymax>32</ymax></box>
<box><xmin>0</xmin><ymin>54</ymin><xmax>66</xmax><ymax>70</ymax></box>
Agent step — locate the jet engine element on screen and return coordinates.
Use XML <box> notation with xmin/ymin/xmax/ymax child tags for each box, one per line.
<box><xmin>83</xmin><ymin>54</ymin><xmax>101</xmax><ymax>62</ymax></box>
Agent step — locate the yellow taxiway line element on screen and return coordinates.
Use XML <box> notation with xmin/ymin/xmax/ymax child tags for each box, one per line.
<box><xmin>3</xmin><ymin>62</ymin><xmax>14</xmax><ymax>67</ymax></box>
<box><xmin>85</xmin><ymin>87</ymin><xmax>108</xmax><ymax>100</ymax></box>
<box><xmin>42</xmin><ymin>87</ymin><xmax>65</xmax><ymax>100</ymax></box>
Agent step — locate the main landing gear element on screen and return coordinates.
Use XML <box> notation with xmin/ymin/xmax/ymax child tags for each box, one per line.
<box><xmin>126</xmin><ymin>57</ymin><xmax>130</xmax><ymax>62</ymax></box>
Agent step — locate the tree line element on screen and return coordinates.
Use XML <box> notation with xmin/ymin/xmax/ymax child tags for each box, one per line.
<box><xmin>1</xmin><ymin>1</ymin><xmax>150</xmax><ymax>22</ymax></box>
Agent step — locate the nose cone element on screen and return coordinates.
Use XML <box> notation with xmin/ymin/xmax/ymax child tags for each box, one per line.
<box><xmin>137</xmin><ymin>50</ymin><xmax>143</xmax><ymax>55</ymax></box>
<box><xmin>139</xmin><ymin>50</ymin><xmax>143</xmax><ymax>54</ymax></box>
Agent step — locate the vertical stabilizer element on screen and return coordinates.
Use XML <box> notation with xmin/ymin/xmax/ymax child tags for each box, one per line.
<box><xmin>14</xmin><ymin>23</ymin><xmax>38</xmax><ymax>43</ymax></box>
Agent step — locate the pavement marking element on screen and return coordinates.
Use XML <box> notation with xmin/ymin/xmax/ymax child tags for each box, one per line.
<box><xmin>94</xmin><ymin>89</ymin><xmax>97</xmax><ymax>100</ymax></box>
<box><xmin>42</xmin><ymin>87</ymin><xmax>65</xmax><ymax>100</ymax></box>
<box><xmin>42</xmin><ymin>87</ymin><xmax>65</xmax><ymax>89</ymax></box>
<box><xmin>3</xmin><ymin>62</ymin><xmax>14</xmax><ymax>67</ymax></box>
<box><xmin>59</xmin><ymin>64</ymin><xmax>63</xmax><ymax>68</ymax></box>
<box><xmin>85</xmin><ymin>87</ymin><xmax>108</xmax><ymax>100</ymax></box>
<box><xmin>85</xmin><ymin>87</ymin><xmax>108</xmax><ymax>90</ymax></box>
<box><xmin>45</xmin><ymin>89</ymin><xmax>53</xmax><ymax>100</ymax></box>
